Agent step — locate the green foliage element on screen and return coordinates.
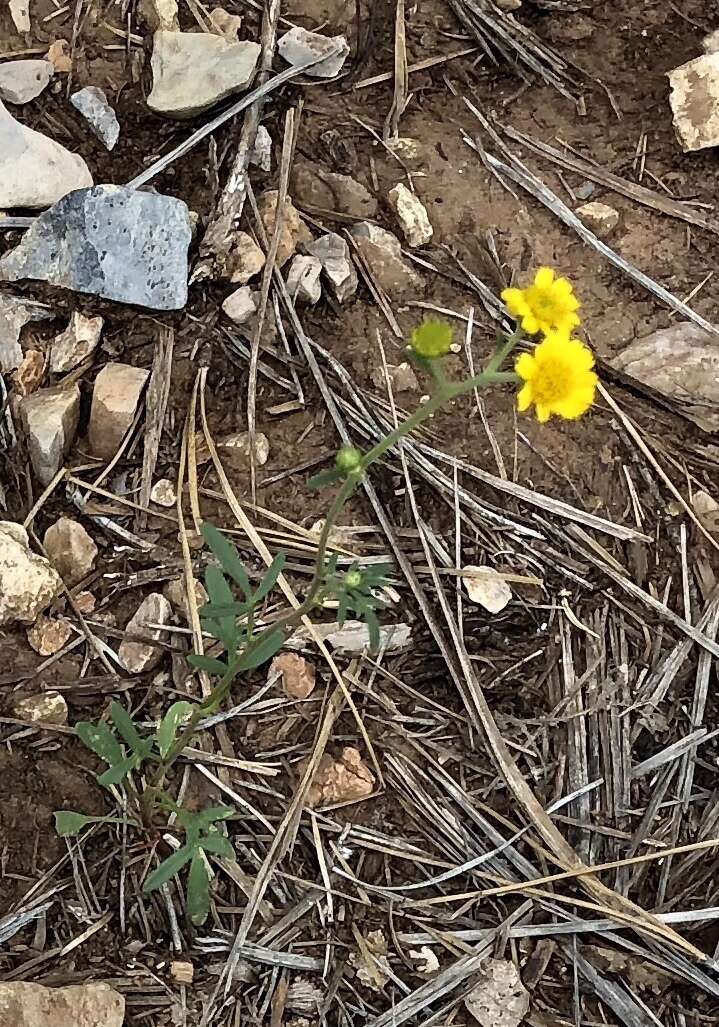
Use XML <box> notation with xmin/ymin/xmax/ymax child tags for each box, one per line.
<box><xmin>157</xmin><ymin>701</ymin><xmax>195</xmax><ymax>758</ymax></box>
<box><xmin>51</xmin><ymin>314</ymin><xmax>528</xmax><ymax>941</ymax></box>
<box><xmin>75</xmin><ymin>701</ymin><xmax>156</xmax><ymax>790</ymax></box>
<box><xmin>73</xmin><ymin>699</ymin><xmax>201</xmax><ymax>790</ymax></box>
<box><xmin>197</xmin><ymin>522</ymin><xmax>286</xmax><ymax>669</ymax></box>
<box><xmin>54</xmin><ymin>811</ymin><xmax>130</xmax><ymax>837</ymax></box>
<box><xmin>143</xmin><ymin>805</ymin><xmax>234</xmax><ymax>925</ymax></box>
<box><xmin>323</xmin><ymin>557</ymin><xmax>392</xmax><ymax>650</ymax></box>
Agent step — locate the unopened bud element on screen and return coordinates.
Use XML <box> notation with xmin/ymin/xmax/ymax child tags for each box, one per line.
<box><xmin>335</xmin><ymin>445</ymin><xmax>363</xmax><ymax>474</ymax></box>
<box><xmin>344</xmin><ymin>569</ymin><xmax>363</xmax><ymax>589</ymax></box>
<box><xmin>410</xmin><ymin>319</ymin><xmax>453</xmax><ymax>359</ymax></box>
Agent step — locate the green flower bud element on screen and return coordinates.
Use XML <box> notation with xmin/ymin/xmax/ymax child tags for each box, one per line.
<box><xmin>344</xmin><ymin>569</ymin><xmax>363</xmax><ymax>590</ymax></box>
<box><xmin>410</xmin><ymin>319</ymin><xmax>453</xmax><ymax>359</ymax></box>
<box><xmin>335</xmin><ymin>445</ymin><xmax>363</xmax><ymax>474</ymax></box>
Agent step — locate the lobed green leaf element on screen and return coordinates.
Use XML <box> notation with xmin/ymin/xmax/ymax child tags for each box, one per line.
<box><xmin>54</xmin><ymin>811</ymin><xmax>126</xmax><ymax>837</ymax></box>
<box><xmin>201</xmin><ymin>523</ymin><xmax>251</xmax><ymax>597</ymax></box>
<box><xmin>76</xmin><ymin>721</ymin><xmax>123</xmax><ymax>766</ymax></box>
<box><xmin>157</xmin><ymin>701</ymin><xmax>195</xmax><ymax>759</ymax></box>
<box><xmin>186</xmin><ymin>850</ymin><xmax>211</xmax><ymax>925</ymax></box>
<box><xmin>236</xmin><ymin>628</ymin><xmax>285</xmax><ymax>671</ymax></box>
<box><xmin>143</xmin><ymin>845</ymin><xmax>194</xmax><ymax>893</ymax></box>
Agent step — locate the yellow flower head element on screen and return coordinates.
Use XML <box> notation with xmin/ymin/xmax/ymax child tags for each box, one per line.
<box><xmin>515</xmin><ymin>332</ymin><xmax>597</xmax><ymax>423</ymax></box>
<box><xmin>502</xmin><ymin>267</ymin><xmax>581</xmax><ymax>337</ymax></box>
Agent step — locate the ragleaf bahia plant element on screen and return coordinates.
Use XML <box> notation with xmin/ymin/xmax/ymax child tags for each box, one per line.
<box><xmin>56</xmin><ymin>270</ymin><xmax>596</xmax><ymax>925</ymax></box>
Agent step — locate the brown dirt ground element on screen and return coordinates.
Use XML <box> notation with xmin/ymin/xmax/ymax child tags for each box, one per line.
<box><xmin>2</xmin><ymin>0</ymin><xmax>719</xmax><ymax>1023</ymax></box>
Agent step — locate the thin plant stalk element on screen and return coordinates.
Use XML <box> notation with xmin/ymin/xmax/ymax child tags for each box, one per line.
<box><xmin>144</xmin><ymin>333</ymin><xmax>523</xmax><ymax>816</ymax></box>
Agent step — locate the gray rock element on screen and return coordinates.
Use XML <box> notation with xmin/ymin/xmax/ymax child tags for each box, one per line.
<box><xmin>290</xmin><ymin>620</ymin><xmax>412</xmax><ymax>654</ymax></box>
<box><xmin>222</xmin><ymin>284</ymin><xmax>256</xmax><ymax>324</ymax></box>
<box><xmin>388</xmin><ymin>182</ymin><xmax>433</xmax><ymax>247</ymax></box>
<box><xmin>293</xmin><ymin>161</ymin><xmax>377</xmax><ymax>218</ymax></box>
<box><xmin>306</xmin><ymin>232</ymin><xmax>357</xmax><ymax>302</ymax></box>
<box><xmin>119</xmin><ymin>593</ymin><xmax>172</xmax><ymax>673</ymax></box>
<box><xmin>148</xmin><ymin>30</ymin><xmax>260</xmax><ymax>118</ymax></box>
<box><xmin>0</xmin><ymin>982</ymin><xmax>125</xmax><ymax>1027</ymax></box>
<box><xmin>0</xmin><ymin>59</ymin><xmax>53</xmax><ymax>104</ymax></box>
<box><xmin>277</xmin><ymin>27</ymin><xmax>349</xmax><ymax>79</ymax></box>
<box><xmin>50</xmin><ymin>311</ymin><xmax>103</xmax><ymax>373</ymax></box>
<box><xmin>0</xmin><ymin>99</ymin><xmax>92</xmax><ymax>209</ymax></box>
<box><xmin>0</xmin><ymin>291</ymin><xmax>53</xmax><ymax>372</ymax></box>
<box><xmin>70</xmin><ymin>86</ymin><xmax>120</xmax><ymax>150</ymax></box>
<box><xmin>286</xmin><ymin>254</ymin><xmax>322</xmax><ymax>304</ymax></box>
<box><xmin>350</xmin><ymin>221</ymin><xmax>421</xmax><ymax>298</ymax></box>
<box><xmin>19</xmin><ymin>384</ymin><xmax>80</xmax><ymax>484</ymax></box>
<box><xmin>250</xmin><ymin>124</ymin><xmax>272</xmax><ymax>171</ymax></box>
<box><xmin>0</xmin><ymin>185</ymin><xmax>192</xmax><ymax>310</ymax></box>
<box><xmin>0</xmin><ymin>521</ymin><xmax>62</xmax><ymax>627</ymax></box>
<box><xmin>612</xmin><ymin>322</ymin><xmax>719</xmax><ymax>433</ymax></box>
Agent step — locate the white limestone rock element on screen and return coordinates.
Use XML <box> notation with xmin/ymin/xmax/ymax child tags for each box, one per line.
<box><xmin>668</xmin><ymin>54</ymin><xmax>719</xmax><ymax>152</ymax></box>
<box><xmin>19</xmin><ymin>385</ymin><xmax>80</xmax><ymax>484</ymax></box>
<box><xmin>305</xmin><ymin>232</ymin><xmax>357</xmax><ymax>302</ymax></box>
<box><xmin>119</xmin><ymin>593</ymin><xmax>172</xmax><ymax>673</ymax></box>
<box><xmin>0</xmin><ymin>521</ymin><xmax>62</xmax><ymax>626</ymax></box>
<box><xmin>278</xmin><ymin>27</ymin><xmax>348</xmax><ymax>79</ymax></box>
<box><xmin>148</xmin><ymin>31</ymin><xmax>260</xmax><ymax>119</ymax></box>
<box><xmin>388</xmin><ymin>182</ymin><xmax>433</xmax><ymax>247</ymax></box>
<box><xmin>0</xmin><ymin>99</ymin><xmax>92</xmax><ymax>209</ymax></box>
<box><xmin>286</xmin><ymin>254</ymin><xmax>322</xmax><ymax>304</ymax></box>
<box><xmin>0</xmin><ymin>60</ymin><xmax>53</xmax><ymax>104</ymax></box>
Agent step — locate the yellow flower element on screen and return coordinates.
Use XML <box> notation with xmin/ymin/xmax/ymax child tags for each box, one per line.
<box><xmin>515</xmin><ymin>332</ymin><xmax>597</xmax><ymax>423</ymax></box>
<box><xmin>502</xmin><ymin>267</ymin><xmax>581</xmax><ymax>336</ymax></box>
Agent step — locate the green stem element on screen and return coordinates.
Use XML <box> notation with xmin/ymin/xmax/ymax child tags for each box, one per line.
<box><xmin>145</xmin><ymin>329</ymin><xmax>523</xmax><ymax>813</ymax></box>
<box><xmin>150</xmin><ymin>474</ymin><xmax>360</xmax><ymax>785</ymax></box>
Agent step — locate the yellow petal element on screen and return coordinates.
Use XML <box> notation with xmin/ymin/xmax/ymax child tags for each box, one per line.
<box><xmin>535</xmin><ymin>267</ymin><xmax>555</xmax><ymax>289</ymax></box>
<box><xmin>517</xmin><ymin>383</ymin><xmax>533</xmax><ymax>412</ymax></box>
<box><xmin>557</xmin><ymin>313</ymin><xmax>581</xmax><ymax>334</ymax></box>
<box><xmin>501</xmin><ymin>288</ymin><xmax>526</xmax><ymax>316</ymax></box>
<box><xmin>515</xmin><ymin>352</ymin><xmax>535</xmax><ymax>381</ymax></box>
<box><xmin>535</xmin><ymin>403</ymin><xmax>551</xmax><ymax>423</ymax></box>
<box><xmin>575</xmin><ymin>345</ymin><xmax>596</xmax><ymax>371</ymax></box>
<box><xmin>522</xmin><ymin>313</ymin><xmax>540</xmax><ymax>335</ymax></box>
<box><xmin>553</xmin><ymin>396</ymin><xmax>585</xmax><ymax>419</ymax></box>
<box><xmin>553</xmin><ymin>277</ymin><xmax>574</xmax><ymax>298</ymax></box>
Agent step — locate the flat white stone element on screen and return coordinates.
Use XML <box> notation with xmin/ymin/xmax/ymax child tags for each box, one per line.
<box><xmin>148</xmin><ymin>31</ymin><xmax>260</xmax><ymax>118</ymax></box>
<box><xmin>0</xmin><ymin>99</ymin><xmax>92</xmax><ymax>209</ymax></box>
<box><xmin>668</xmin><ymin>54</ymin><xmax>719</xmax><ymax>152</ymax></box>
<box><xmin>0</xmin><ymin>60</ymin><xmax>53</xmax><ymax>104</ymax></box>
<box><xmin>278</xmin><ymin>27</ymin><xmax>349</xmax><ymax>79</ymax></box>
